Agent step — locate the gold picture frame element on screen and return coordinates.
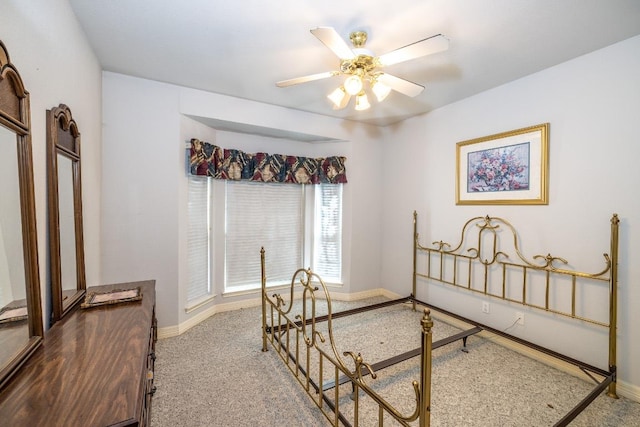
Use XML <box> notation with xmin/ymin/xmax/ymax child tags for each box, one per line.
<box><xmin>456</xmin><ymin>123</ymin><xmax>549</xmax><ymax>205</ymax></box>
<box><xmin>81</xmin><ymin>287</ymin><xmax>143</xmax><ymax>308</ymax></box>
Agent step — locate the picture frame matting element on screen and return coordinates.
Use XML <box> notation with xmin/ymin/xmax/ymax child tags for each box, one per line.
<box><xmin>455</xmin><ymin>123</ymin><xmax>549</xmax><ymax>205</ymax></box>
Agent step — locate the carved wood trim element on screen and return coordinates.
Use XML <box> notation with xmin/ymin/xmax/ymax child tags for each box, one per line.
<box><xmin>0</xmin><ymin>39</ymin><xmax>44</xmax><ymax>390</ymax></box>
<box><xmin>47</xmin><ymin>104</ymin><xmax>86</xmax><ymax>325</ymax></box>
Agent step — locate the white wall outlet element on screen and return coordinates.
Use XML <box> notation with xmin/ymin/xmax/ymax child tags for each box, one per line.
<box><xmin>515</xmin><ymin>311</ymin><xmax>525</xmax><ymax>325</ymax></box>
<box><xmin>482</xmin><ymin>302</ymin><xmax>490</xmax><ymax>314</ymax></box>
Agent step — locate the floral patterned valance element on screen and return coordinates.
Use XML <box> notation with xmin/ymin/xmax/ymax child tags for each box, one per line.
<box><xmin>189</xmin><ymin>139</ymin><xmax>347</xmax><ymax>185</ymax></box>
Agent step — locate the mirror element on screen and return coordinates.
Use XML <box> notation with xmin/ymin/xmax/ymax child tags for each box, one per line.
<box><xmin>0</xmin><ymin>40</ymin><xmax>44</xmax><ymax>389</ymax></box>
<box><xmin>47</xmin><ymin>104</ymin><xmax>86</xmax><ymax>325</ymax></box>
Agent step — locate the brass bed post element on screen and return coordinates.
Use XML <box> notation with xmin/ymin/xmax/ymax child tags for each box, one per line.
<box><xmin>413</xmin><ymin>211</ymin><xmax>418</xmax><ymax>311</ymax></box>
<box><xmin>607</xmin><ymin>214</ymin><xmax>620</xmax><ymax>398</ymax></box>
<box><xmin>419</xmin><ymin>309</ymin><xmax>433</xmax><ymax>427</ymax></box>
<box><xmin>261</xmin><ymin>247</ymin><xmax>268</xmax><ymax>352</ymax></box>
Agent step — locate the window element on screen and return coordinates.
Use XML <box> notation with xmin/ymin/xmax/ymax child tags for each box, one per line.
<box><xmin>225</xmin><ymin>181</ymin><xmax>304</xmax><ymax>291</ymax></box>
<box><xmin>187</xmin><ymin>179</ymin><xmax>343</xmax><ymax>297</ymax></box>
<box><xmin>313</xmin><ymin>184</ymin><xmax>342</xmax><ymax>282</ymax></box>
<box><xmin>187</xmin><ymin>175</ymin><xmax>211</xmax><ymax>302</ymax></box>
<box><xmin>224</xmin><ymin>181</ymin><xmax>343</xmax><ymax>292</ymax></box>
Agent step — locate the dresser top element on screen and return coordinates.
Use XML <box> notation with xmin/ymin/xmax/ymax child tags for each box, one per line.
<box><xmin>0</xmin><ymin>280</ymin><xmax>156</xmax><ymax>426</ymax></box>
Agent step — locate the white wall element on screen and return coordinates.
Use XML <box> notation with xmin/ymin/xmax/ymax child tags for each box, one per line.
<box><xmin>102</xmin><ymin>73</ymin><xmax>384</xmax><ymax>329</ymax></box>
<box><xmin>0</xmin><ymin>0</ymin><xmax>103</xmax><ymax>325</ymax></box>
<box><xmin>101</xmin><ymin>74</ymin><xmax>182</xmax><ymax>327</ymax></box>
<box><xmin>381</xmin><ymin>35</ymin><xmax>640</xmax><ymax>394</ymax></box>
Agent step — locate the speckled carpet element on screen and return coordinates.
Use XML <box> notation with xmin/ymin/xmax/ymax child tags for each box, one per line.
<box><xmin>150</xmin><ymin>298</ymin><xmax>639</xmax><ymax>426</ymax></box>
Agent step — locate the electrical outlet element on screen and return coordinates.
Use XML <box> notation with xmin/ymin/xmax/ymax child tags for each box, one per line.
<box><xmin>482</xmin><ymin>302</ymin><xmax>490</xmax><ymax>314</ymax></box>
<box><xmin>515</xmin><ymin>311</ymin><xmax>525</xmax><ymax>326</ymax></box>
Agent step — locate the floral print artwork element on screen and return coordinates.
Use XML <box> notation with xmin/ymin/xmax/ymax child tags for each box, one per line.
<box><xmin>467</xmin><ymin>142</ymin><xmax>529</xmax><ymax>192</ymax></box>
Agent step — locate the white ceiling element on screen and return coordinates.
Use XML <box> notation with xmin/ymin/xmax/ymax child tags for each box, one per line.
<box><xmin>69</xmin><ymin>0</ymin><xmax>640</xmax><ymax>128</ymax></box>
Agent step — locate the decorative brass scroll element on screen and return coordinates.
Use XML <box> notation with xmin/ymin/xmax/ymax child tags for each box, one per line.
<box><xmin>413</xmin><ymin>211</ymin><xmax>614</xmax><ymax>327</ymax></box>
<box><xmin>412</xmin><ymin>211</ymin><xmax>619</xmax><ymax>398</ymax></box>
<box><xmin>261</xmin><ymin>247</ymin><xmax>434</xmax><ymax>426</ymax></box>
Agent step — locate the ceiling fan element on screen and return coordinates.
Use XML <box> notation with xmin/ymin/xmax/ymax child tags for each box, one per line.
<box><xmin>276</xmin><ymin>27</ymin><xmax>449</xmax><ymax>111</ymax></box>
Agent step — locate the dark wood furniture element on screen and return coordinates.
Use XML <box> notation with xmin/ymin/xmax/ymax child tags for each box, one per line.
<box><xmin>47</xmin><ymin>104</ymin><xmax>87</xmax><ymax>325</ymax></box>
<box><xmin>0</xmin><ymin>39</ymin><xmax>44</xmax><ymax>391</ymax></box>
<box><xmin>0</xmin><ymin>280</ymin><xmax>157</xmax><ymax>426</ymax></box>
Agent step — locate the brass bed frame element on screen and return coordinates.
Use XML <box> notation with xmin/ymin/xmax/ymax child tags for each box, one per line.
<box><xmin>260</xmin><ymin>212</ymin><xmax>620</xmax><ymax>426</ymax></box>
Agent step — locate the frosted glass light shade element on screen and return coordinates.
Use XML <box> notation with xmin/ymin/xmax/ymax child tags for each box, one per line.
<box><xmin>327</xmin><ymin>87</ymin><xmax>349</xmax><ymax>109</ymax></box>
<box><xmin>372</xmin><ymin>81</ymin><xmax>391</xmax><ymax>102</ymax></box>
<box><xmin>344</xmin><ymin>75</ymin><xmax>363</xmax><ymax>95</ymax></box>
<box><xmin>354</xmin><ymin>92</ymin><xmax>370</xmax><ymax>111</ymax></box>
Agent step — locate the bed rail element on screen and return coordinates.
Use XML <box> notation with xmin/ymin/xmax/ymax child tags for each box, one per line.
<box><xmin>411</xmin><ymin>211</ymin><xmax>619</xmax><ymax>398</ymax></box>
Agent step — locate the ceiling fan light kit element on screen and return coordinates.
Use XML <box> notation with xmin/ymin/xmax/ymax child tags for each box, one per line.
<box><xmin>371</xmin><ymin>80</ymin><xmax>391</xmax><ymax>102</ymax></box>
<box><xmin>327</xmin><ymin>86</ymin><xmax>349</xmax><ymax>110</ymax></box>
<box><xmin>354</xmin><ymin>92</ymin><xmax>370</xmax><ymax>111</ymax></box>
<box><xmin>343</xmin><ymin>74</ymin><xmax>363</xmax><ymax>95</ymax></box>
<box><xmin>277</xmin><ymin>27</ymin><xmax>449</xmax><ymax>112</ymax></box>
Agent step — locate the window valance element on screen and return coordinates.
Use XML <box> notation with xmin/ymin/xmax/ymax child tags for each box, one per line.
<box><xmin>189</xmin><ymin>138</ymin><xmax>347</xmax><ymax>185</ymax></box>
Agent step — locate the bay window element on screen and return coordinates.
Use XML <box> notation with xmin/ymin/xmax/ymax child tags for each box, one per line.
<box><xmin>186</xmin><ymin>139</ymin><xmax>346</xmax><ymax>301</ymax></box>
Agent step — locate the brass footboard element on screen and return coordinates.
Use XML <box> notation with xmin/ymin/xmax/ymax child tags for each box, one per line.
<box><xmin>261</xmin><ymin>248</ymin><xmax>434</xmax><ymax>427</ymax></box>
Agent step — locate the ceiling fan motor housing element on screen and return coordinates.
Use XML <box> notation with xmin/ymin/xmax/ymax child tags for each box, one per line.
<box><xmin>340</xmin><ymin>55</ymin><xmax>376</xmax><ymax>76</ymax></box>
<box><xmin>341</xmin><ymin>31</ymin><xmax>378</xmax><ymax>79</ymax></box>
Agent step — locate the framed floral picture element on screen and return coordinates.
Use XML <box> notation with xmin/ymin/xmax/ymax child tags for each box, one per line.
<box><xmin>456</xmin><ymin>123</ymin><xmax>549</xmax><ymax>205</ymax></box>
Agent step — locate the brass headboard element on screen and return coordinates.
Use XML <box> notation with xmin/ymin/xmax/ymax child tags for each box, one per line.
<box><xmin>412</xmin><ymin>211</ymin><xmax>619</xmax><ymax>397</ymax></box>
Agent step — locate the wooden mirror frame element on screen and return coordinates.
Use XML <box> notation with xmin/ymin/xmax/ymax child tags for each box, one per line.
<box><xmin>47</xmin><ymin>104</ymin><xmax>86</xmax><ymax>324</ymax></box>
<box><xmin>0</xmin><ymin>40</ymin><xmax>44</xmax><ymax>389</ymax></box>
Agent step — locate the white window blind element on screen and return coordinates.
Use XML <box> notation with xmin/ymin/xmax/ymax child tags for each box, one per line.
<box><xmin>187</xmin><ymin>175</ymin><xmax>211</xmax><ymax>301</ymax></box>
<box><xmin>225</xmin><ymin>181</ymin><xmax>304</xmax><ymax>290</ymax></box>
<box><xmin>314</xmin><ymin>184</ymin><xmax>342</xmax><ymax>282</ymax></box>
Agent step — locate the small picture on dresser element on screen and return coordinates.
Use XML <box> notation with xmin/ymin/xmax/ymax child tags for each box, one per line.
<box><xmin>0</xmin><ymin>305</ymin><xmax>28</xmax><ymax>324</ymax></box>
<box><xmin>81</xmin><ymin>287</ymin><xmax>143</xmax><ymax>308</ymax></box>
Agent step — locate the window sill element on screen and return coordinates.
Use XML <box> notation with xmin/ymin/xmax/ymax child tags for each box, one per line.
<box><xmin>222</xmin><ymin>281</ymin><xmax>344</xmax><ymax>299</ymax></box>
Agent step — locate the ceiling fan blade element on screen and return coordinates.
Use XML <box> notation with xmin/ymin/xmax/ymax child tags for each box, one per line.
<box><xmin>377</xmin><ymin>73</ymin><xmax>425</xmax><ymax>97</ymax></box>
<box><xmin>276</xmin><ymin>71</ymin><xmax>338</xmax><ymax>87</ymax></box>
<box><xmin>378</xmin><ymin>34</ymin><xmax>449</xmax><ymax>67</ymax></box>
<box><xmin>310</xmin><ymin>27</ymin><xmax>356</xmax><ymax>60</ymax></box>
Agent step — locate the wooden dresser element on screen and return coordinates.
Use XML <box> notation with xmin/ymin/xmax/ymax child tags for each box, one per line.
<box><xmin>0</xmin><ymin>280</ymin><xmax>157</xmax><ymax>426</ymax></box>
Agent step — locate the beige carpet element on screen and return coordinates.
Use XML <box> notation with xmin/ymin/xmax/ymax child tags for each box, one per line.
<box><xmin>150</xmin><ymin>298</ymin><xmax>640</xmax><ymax>426</ymax></box>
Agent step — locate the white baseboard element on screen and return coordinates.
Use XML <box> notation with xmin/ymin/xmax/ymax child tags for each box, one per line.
<box><xmin>410</xmin><ymin>300</ymin><xmax>640</xmax><ymax>404</ymax></box>
<box><xmin>157</xmin><ymin>288</ymin><xmax>392</xmax><ymax>339</ymax></box>
<box><xmin>617</xmin><ymin>380</ymin><xmax>640</xmax><ymax>402</ymax></box>
<box><xmin>157</xmin><ymin>325</ymin><xmax>180</xmax><ymax>339</ymax></box>
<box><xmin>329</xmin><ymin>287</ymin><xmax>399</xmax><ymax>301</ymax></box>
<box><xmin>156</xmin><ymin>288</ymin><xmax>640</xmax><ymax>403</ymax></box>
<box><xmin>482</xmin><ymin>330</ymin><xmax>640</xmax><ymax>402</ymax></box>
<box><xmin>157</xmin><ymin>296</ymin><xmax>263</xmax><ymax>339</ymax></box>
